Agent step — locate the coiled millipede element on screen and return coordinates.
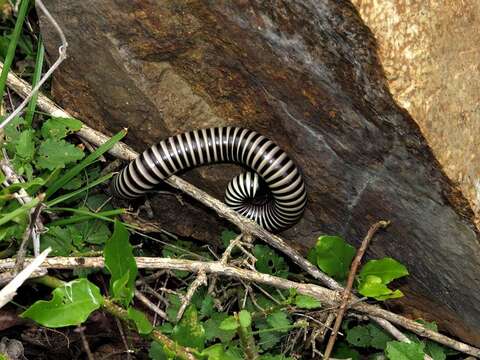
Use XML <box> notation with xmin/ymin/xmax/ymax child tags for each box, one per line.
<box><xmin>111</xmin><ymin>127</ymin><xmax>307</xmax><ymax>232</ymax></box>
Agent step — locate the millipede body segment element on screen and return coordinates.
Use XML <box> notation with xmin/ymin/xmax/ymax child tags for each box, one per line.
<box><xmin>111</xmin><ymin>127</ymin><xmax>307</xmax><ymax>232</ymax></box>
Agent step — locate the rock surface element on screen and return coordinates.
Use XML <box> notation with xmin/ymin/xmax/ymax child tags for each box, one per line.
<box><xmin>38</xmin><ymin>1</ymin><xmax>480</xmax><ymax>344</ymax></box>
<box><xmin>351</xmin><ymin>0</ymin><xmax>480</xmax><ymax>226</ymax></box>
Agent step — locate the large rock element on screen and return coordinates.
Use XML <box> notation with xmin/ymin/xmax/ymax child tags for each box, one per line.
<box><xmin>351</xmin><ymin>0</ymin><xmax>480</xmax><ymax>226</ymax></box>
<box><xmin>38</xmin><ymin>1</ymin><xmax>480</xmax><ymax>344</ymax></box>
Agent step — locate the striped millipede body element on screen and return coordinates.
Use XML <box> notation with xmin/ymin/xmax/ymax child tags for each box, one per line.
<box><xmin>111</xmin><ymin>127</ymin><xmax>307</xmax><ymax>232</ymax></box>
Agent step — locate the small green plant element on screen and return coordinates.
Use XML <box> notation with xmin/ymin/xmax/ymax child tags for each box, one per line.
<box><xmin>309</xmin><ymin>235</ymin><xmax>409</xmax><ymax>300</ymax></box>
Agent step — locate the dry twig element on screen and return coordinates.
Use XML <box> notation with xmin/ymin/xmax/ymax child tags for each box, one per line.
<box><xmin>176</xmin><ymin>270</ymin><xmax>207</xmax><ymax>322</ymax></box>
<box><xmin>75</xmin><ymin>326</ymin><xmax>94</xmax><ymax>360</ymax></box>
<box><xmin>324</xmin><ymin>220</ymin><xmax>389</xmax><ymax>359</ymax></box>
<box><xmin>134</xmin><ymin>289</ymin><xmax>167</xmax><ymax>321</ymax></box>
<box><xmin>14</xmin><ymin>194</ymin><xmax>45</xmax><ymax>272</ymax></box>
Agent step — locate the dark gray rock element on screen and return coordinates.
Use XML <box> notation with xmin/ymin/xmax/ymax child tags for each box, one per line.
<box><xmin>38</xmin><ymin>0</ymin><xmax>480</xmax><ymax>345</ymax></box>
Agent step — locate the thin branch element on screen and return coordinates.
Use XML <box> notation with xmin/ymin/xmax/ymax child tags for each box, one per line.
<box><xmin>75</xmin><ymin>326</ymin><xmax>94</xmax><ymax>360</ymax></box>
<box><xmin>324</xmin><ymin>220</ymin><xmax>389</xmax><ymax>360</ymax></box>
<box><xmin>1</xmin><ymin>152</ymin><xmax>45</xmax><ymax>257</ymax></box>
<box><xmin>176</xmin><ymin>270</ymin><xmax>207</xmax><ymax>322</ymax></box>
<box><xmin>2</xmin><ymin>255</ymin><xmax>479</xmax><ymax>358</ymax></box>
<box><xmin>14</xmin><ymin>195</ymin><xmax>45</xmax><ymax>272</ymax></box>
<box><xmin>134</xmin><ymin>289</ymin><xmax>167</xmax><ymax>321</ymax></box>
<box><xmin>208</xmin><ymin>234</ymin><xmax>243</xmax><ymax>294</ymax></box>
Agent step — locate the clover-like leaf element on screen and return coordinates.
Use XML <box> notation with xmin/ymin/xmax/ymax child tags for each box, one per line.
<box><xmin>41</xmin><ymin>117</ymin><xmax>83</xmax><ymax>139</ymax></box>
<box><xmin>385</xmin><ymin>341</ymin><xmax>425</xmax><ymax>360</ymax></box>
<box><xmin>204</xmin><ymin>312</ymin><xmax>236</xmax><ymax>343</ymax></box>
<box><xmin>40</xmin><ymin>225</ymin><xmax>81</xmax><ymax>256</ymax></box>
<box><xmin>15</xmin><ymin>129</ymin><xmax>35</xmax><ymax>161</ymax></box>
<box><xmin>254</xmin><ymin>245</ymin><xmax>289</xmax><ymax>278</ymax></box>
<box><xmin>294</xmin><ymin>294</ymin><xmax>321</xmax><ymax>309</ymax></box>
<box><xmin>36</xmin><ymin>138</ymin><xmax>84</xmax><ymax>170</ymax></box>
<box><xmin>219</xmin><ymin>315</ymin><xmax>239</xmax><ymax>331</ymax></box>
<box><xmin>172</xmin><ymin>306</ymin><xmax>205</xmax><ymax>350</ymax></box>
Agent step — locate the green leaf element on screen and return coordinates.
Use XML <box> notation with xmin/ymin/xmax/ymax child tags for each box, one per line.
<box><xmin>413</xmin><ymin>321</ymin><xmax>445</xmax><ymax>360</ymax></box>
<box><xmin>36</xmin><ymin>138</ymin><xmax>84</xmax><ymax>170</ymax></box>
<box><xmin>238</xmin><ymin>310</ymin><xmax>251</xmax><ymax>328</ymax></box>
<box><xmin>127</xmin><ymin>307</ymin><xmax>153</xmax><ymax>335</ymax></box>
<box><xmin>204</xmin><ymin>312</ymin><xmax>236</xmax><ymax>343</ymax></box>
<box><xmin>21</xmin><ymin>279</ymin><xmax>103</xmax><ymax>327</ymax></box>
<box><xmin>385</xmin><ymin>341</ymin><xmax>425</xmax><ymax>360</ymax></box>
<box><xmin>416</xmin><ymin>319</ymin><xmax>438</xmax><ymax>331</ymax></box>
<box><xmin>104</xmin><ymin>220</ymin><xmax>137</xmax><ymax>306</ymax></box>
<box><xmin>219</xmin><ymin>315</ymin><xmax>239</xmax><ymax>331</ymax></box>
<box><xmin>346</xmin><ymin>325</ymin><xmax>372</xmax><ymax>347</ymax></box>
<box><xmin>359</xmin><ymin>258</ymin><xmax>409</xmax><ymax>284</ymax></box>
<box><xmin>0</xmin><ymin>222</ymin><xmax>25</xmax><ymax>242</ymax></box>
<box><xmin>112</xmin><ymin>271</ymin><xmax>132</xmax><ymax>304</ymax></box>
<box><xmin>367</xmin><ymin>323</ymin><xmax>393</xmax><ymax>350</ymax></box>
<box><xmin>358</xmin><ymin>275</ymin><xmax>404</xmax><ymax>300</ymax></box>
<box><xmin>201</xmin><ymin>344</ymin><xmax>244</xmax><ymax>360</ymax></box>
<box><xmin>294</xmin><ymin>294</ymin><xmax>321</xmax><ymax>309</ymax></box>
<box><xmin>425</xmin><ymin>341</ymin><xmax>446</xmax><ymax>360</ymax></box>
<box><xmin>45</xmin><ymin>129</ymin><xmax>126</xmax><ymax>198</ymax></box>
<box><xmin>172</xmin><ymin>305</ymin><xmax>205</xmax><ymax>350</ymax></box>
<box><xmin>149</xmin><ymin>341</ymin><xmax>176</xmax><ymax>360</ymax></box>
<box><xmin>41</xmin><ymin>117</ymin><xmax>83</xmax><ymax>139</ymax></box>
<box><xmin>61</xmin><ymin>175</ymin><xmax>83</xmax><ymax>190</ymax></box>
<box><xmin>253</xmin><ymin>245</ymin><xmax>289</xmax><ymax>278</ymax></box>
<box><xmin>333</xmin><ymin>342</ymin><xmax>361</xmax><ymax>360</ymax></box>
<box><xmin>221</xmin><ymin>229</ymin><xmax>238</xmax><ymax>248</ymax></box>
<box><xmin>166</xmin><ymin>293</ymin><xmax>182</xmax><ymax>323</ymax></box>
<box><xmin>357</xmin><ymin>258</ymin><xmax>408</xmax><ymax>300</ymax></box>
<box><xmin>266</xmin><ymin>311</ymin><xmax>291</xmax><ymax>332</ymax></box>
<box><xmin>40</xmin><ymin>225</ymin><xmax>80</xmax><ymax>256</ymax></box>
<box><xmin>256</xmin><ymin>320</ymin><xmax>282</xmax><ymax>351</ymax></box>
<box><xmin>15</xmin><ymin>129</ymin><xmax>35</xmax><ymax>160</ymax></box>
<box><xmin>201</xmin><ymin>344</ymin><xmax>225</xmax><ymax>360</ymax></box>
<box><xmin>199</xmin><ymin>294</ymin><xmax>214</xmax><ymax>319</ymax></box>
<box><xmin>4</xmin><ymin>116</ymin><xmax>25</xmax><ymax>145</ymax></box>
<box><xmin>314</xmin><ymin>235</ymin><xmax>355</xmax><ymax>280</ymax></box>
<box><xmin>76</xmin><ymin>219</ymin><xmax>111</xmax><ymax>245</ymax></box>
<box><xmin>259</xmin><ymin>355</ymin><xmax>294</xmax><ymax>360</ymax></box>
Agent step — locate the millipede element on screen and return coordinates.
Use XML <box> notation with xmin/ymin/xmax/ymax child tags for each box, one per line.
<box><xmin>111</xmin><ymin>127</ymin><xmax>307</xmax><ymax>232</ymax></box>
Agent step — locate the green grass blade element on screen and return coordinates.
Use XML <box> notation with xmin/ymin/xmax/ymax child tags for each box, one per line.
<box><xmin>45</xmin><ymin>129</ymin><xmax>127</xmax><ymax>198</ymax></box>
<box><xmin>47</xmin><ymin>209</ymin><xmax>124</xmax><ymax>227</ymax></box>
<box><xmin>0</xmin><ymin>0</ymin><xmax>30</xmax><ymax>101</ymax></box>
<box><xmin>0</xmin><ymin>196</ymin><xmax>39</xmax><ymax>226</ymax></box>
<box><xmin>49</xmin><ymin>207</ymin><xmax>125</xmax><ymax>224</ymax></box>
<box><xmin>25</xmin><ymin>37</ymin><xmax>45</xmax><ymax>126</ymax></box>
<box><xmin>46</xmin><ymin>173</ymin><xmax>113</xmax><ymax>207</ymax></box>
<box><xmin>49</xmin><ymin>207</ymin><xmax>145</xmax><ymax>233</ymax></box>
